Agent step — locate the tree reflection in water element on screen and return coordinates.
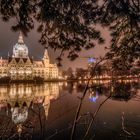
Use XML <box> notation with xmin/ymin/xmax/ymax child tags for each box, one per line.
<box><xmin>85</xmin><ymin>81</ymin><xmax>139</xmax><ymax>102</ymax></box>
<box><xmin>110</xmin><ymin>82</ymin><xmax>138</xmax><ymax>101</ymax></box>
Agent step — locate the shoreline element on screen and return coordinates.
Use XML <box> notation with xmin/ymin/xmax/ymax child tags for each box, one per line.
<box><xmin>0</xmin><ymin>77</ymin><xmax>139</xmax><ymax>84</ymax></box>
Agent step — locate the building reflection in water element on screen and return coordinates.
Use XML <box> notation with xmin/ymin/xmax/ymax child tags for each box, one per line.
<box><xmin>0</xmin><ymin>83</ymin><xmax>60</xmax><ymax>136</ymax></box>
<box><xmin>0</xmin><ymin>81</ymin><xmax>139</xmax><ymax>139</ymax></box>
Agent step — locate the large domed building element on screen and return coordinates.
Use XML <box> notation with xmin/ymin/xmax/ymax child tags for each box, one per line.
<box><xmin>0</xmin><ymin>32</ymin><xmax>59</xmax><ymax>81</ymax></box>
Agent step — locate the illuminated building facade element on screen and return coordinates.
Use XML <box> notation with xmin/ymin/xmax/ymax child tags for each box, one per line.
<box><xmin>0</xmin><ymin>33</ymin><xmax>59</xmax><ymax>81</ymax></box>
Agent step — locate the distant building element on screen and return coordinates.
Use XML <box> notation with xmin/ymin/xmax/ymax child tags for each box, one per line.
<box><xmin>0</xmin><ymin>32</ymin><xmax>60</xmax><ymax>81</ymax></box>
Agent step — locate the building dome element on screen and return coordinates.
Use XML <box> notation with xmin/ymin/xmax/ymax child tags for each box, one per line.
<box><xmin>11</xmin><ymin>107</ymin><xmax>28</xmax><ymax>124</ymax></box>
<box><xmin>12</xmin><ymin>32</ymin><xmax>28</xmax><ymax>58</ymax></box>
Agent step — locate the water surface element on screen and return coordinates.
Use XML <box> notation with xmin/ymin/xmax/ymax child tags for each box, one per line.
<box><xmin>0</xmin><ymin>81</ymin><xmax>140</xmax><ymax>140</ymax></box>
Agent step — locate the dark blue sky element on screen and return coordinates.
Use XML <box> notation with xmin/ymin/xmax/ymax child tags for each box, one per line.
<box><xmin>0</xmin><ymin>19</ymin><xmax>110</xmax><ymax>70</ymax></box>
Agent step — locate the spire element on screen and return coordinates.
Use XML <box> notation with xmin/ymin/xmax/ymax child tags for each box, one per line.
<box><xmin>43</xmin><ymin>48</ymin><xmax>50</xmax><ymax>65</ymax></box>
<box><xmin>43</xmin><ymin>48</ymin><xmax>49</xmax><ymax>59</ymax></box>
<box><xmin>8</xmin><ymin>52</ymin><xmax>10</xmax><ymax>58</ymax></box>
<box><xmin>18</xmin><ymin>31</ymin><xmax>24</xmax><ymax>44</ymax></box>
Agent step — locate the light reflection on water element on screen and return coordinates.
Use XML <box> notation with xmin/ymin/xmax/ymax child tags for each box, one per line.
<box><xmin>0</xmin><ymin>81</ymin><xmax>139</xmax><ymax>140</ymax></box>
<box><xmin>0</xmin><ymin>83</ymin><xmax>60</xmax><ymax>121</ymax></box>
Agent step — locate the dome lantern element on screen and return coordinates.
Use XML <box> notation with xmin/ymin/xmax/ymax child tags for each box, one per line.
<box><xmin>18</xmin><ymin>32</ymin><xmax>24</xmax><ymax>44</ymax></box>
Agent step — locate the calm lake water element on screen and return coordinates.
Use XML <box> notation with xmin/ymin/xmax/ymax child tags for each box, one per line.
<box><xmin>0</xmin><ymin>80</ymin><xmax>140</xmax><ymax>140</ymax></box>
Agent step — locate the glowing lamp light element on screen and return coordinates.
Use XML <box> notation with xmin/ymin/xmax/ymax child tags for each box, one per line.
<box><xmin>88</xmin><ymin>57</ymin><xmax>96</xmax><ymax>63</ymax></box>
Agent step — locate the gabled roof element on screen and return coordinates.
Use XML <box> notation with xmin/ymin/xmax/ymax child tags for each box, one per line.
<box><xmin>8</xmin><ymin>57</ymin><xmax>33</xmax><ymax>64</ymax></box>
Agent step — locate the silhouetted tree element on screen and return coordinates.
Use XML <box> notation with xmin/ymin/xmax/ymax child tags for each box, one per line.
<box><xmin>75</xmin><ymin>68</ymin><xmax>88</xmax><ymax>79</ymax></box>
<box><xmin>66</xmin><ymin>67</ymin><xmax>75</xmax><ymax>80</ymax></box>
<box><xmin>0</xmin><ymin>0</ymin><xmax>104</xmax><ymax>65</ymax></box>
<box><xmin>100</xmin><ymin>0</ymin><xmax>140</xmax><ymax>69</ymax></box>
<box><xmin>0</xmin><ymin>0</ymin><xmax>140</xmax><ymax>68</ymax></box>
